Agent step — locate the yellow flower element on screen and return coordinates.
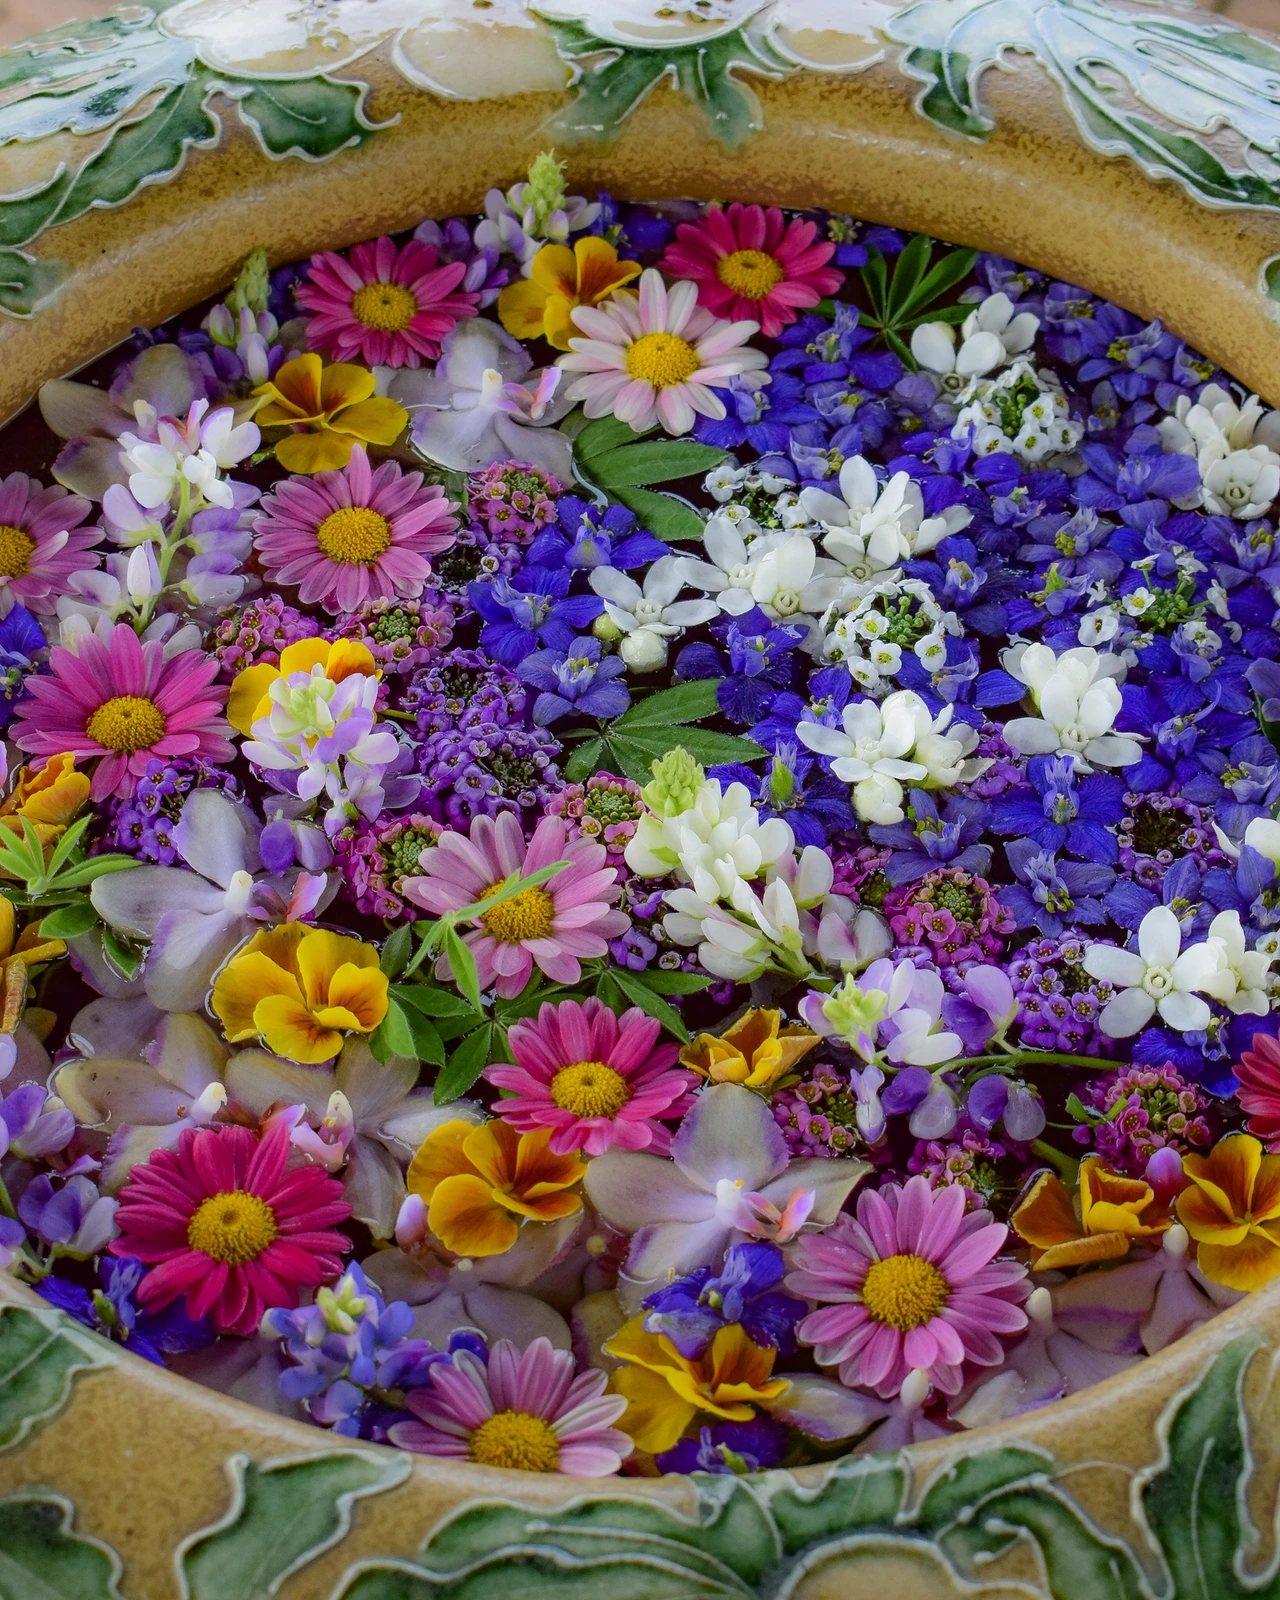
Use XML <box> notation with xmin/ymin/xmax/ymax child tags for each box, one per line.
<box><xmin>211</xmin><ymin>924</ymin><xmax>388</xmax><ymax>1064</ymax></box>
<box><xmin>0</xmin><ymin>894</ymin><xmax>64</xmax><ymax>1034</ymax></box>
<box><xmin>680</xmin><ymin>1007</ymin><xmax>819</xmax><ymax>1089</ymax></box>
<box><xmin>406</xmin><ymin>1118</ymin><xmax>585</xmax><ymax>1258</ymax></box>
<box><xmin>1177</xmin><ymin>1132</ymin><xmax>1280</xmax><ymax>1291</ymax></box>
<box><xmin>604</xmin><ymin>1317</ymin><xmax>790</xmax><ymax>1455</ymax></box>
<box><xmin>227</xmin><ymin>637</ymin><xmax>380</xmax><ymax>737</ymax></box>
<box><xmin>498</xmin><ymin>238</ymin><xmax>641</xmax><ymax>352</ymax></box>
<box><xmin>252</xmin><ymin>353</ymin><xmax>407</xmax><ymax>473</ymax></box>
<box><xmin>1011</xmin><ymin>1154</ymin><xmax>1170</xmax><ymax>1270</ymax></box>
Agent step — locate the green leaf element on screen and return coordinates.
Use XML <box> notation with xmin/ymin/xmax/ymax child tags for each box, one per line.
<box><xmin>575</xmin><ymin>416</ymin><xmax>651</xmax><ymax>462</ymax></box>
<box><xmin>37</xmin><ymin>901</ymin><xmax>98</xmax><ymax>940</ymax></box>
<box><xmin>393</xmin><ymin>984</ymin><xmax>480</xmax><ymax>1022</ymax></box>
<box><xmin>884</xmin><ymin>231</ymin><xmax>932</xmax><ymax>320</ymax></box>
<box><xmin>0</xmin><ymin>1306</ymin><xmax>111</xmax><ymax>1452</ymax></box>
<box><xmin>564</xmin><ymin>737</ymin><xmax>605</xmax><ymax>783</ymax></box>
<box><xmin>444</xmin><ymin>925</ymin><xmax>484</xmax><ymax>1016</ymax></box>
<box><xmin>100</xmin><ymin>926</ymin><xmax>143</xmax><ymax>982</ymax></box>
<box><xmin>617</xmin><ymin>680</ymin><xmax>722</xmax><ymax>728</ymax></box>
<box><xmin>611</xmin><ymin>965</ymin><xmax>691</xmax><ymax>1042</ymax></box>
<box><xmin>589</xmin><ymin>439</ymin><xmax>727</xmax><ymax>490</ymax></box>
<box><xmin>901</xmin><ymin>246</ymin><xmax>978</xmax><ymax>318</ymax></box>
<box><xmin>380</xmin><ymin>924</ymin><xmax>413</xmax><ymax>980</ymax></box>
<box><xmin>632</xmin><ymin>970</ymin><xmax>713</xmax><ymax>996</ymax></box>
<box><xmin>378</xmin><ymin>998</ymin><xmax>420</xmax><ymax>1061</ymax></box>
<box><xmin>433</xmin><ymin>1025</ymin><xmax>493</xmax><ymax>1105</ymax></box>
<box><xmin>0</xmin><ymin>249</ymin><xmax>64</xmax><ymax>317</ymax></box>
<box><xmin>611</xmin><ymin>727</ymin><xmax>765</xmax><ymax>782</ymax></box>
<box><xmin>610</xmin><ymin>485</ymin><xmax>706</xmax><ymax>542</ymax></box>
<box><xmin>223</xmin><ymin>74</ymin><xmax>376</xmax><ymax>160</ymax></box>
<box><xmin>178</xmin><ymin>1450</ymin><xmax>409</xmax><ymax>1600</ymax></box>
<box><xmin>0</xmin><ymin>1493</ymin><xmax>124</xmax><ymax>1600</ymax></box>
<box><xmin>860</xmin><ymin>247</ymin><xmax>888</xmax><ymax>317</ymax></box>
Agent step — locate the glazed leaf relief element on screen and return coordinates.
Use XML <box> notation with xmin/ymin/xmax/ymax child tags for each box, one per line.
<box><xmin>0</xmin><ymin>1493</ymin><xmax>125</xmax><ymax>1600</ymax></box>
<box><xmin>889</xmin><ymin>0</ymin><xmax>1280</xmax><ymax>210</ymax></box>
<box><xmin>0</xmin><ymin>1304</ymin><xmax>112</xmax><ymax>1452</ymax></box>
<box><xmin>176</xmin><ymin>1449</ymin><xmax>410</xmax><ymax>1600</ymax></box>
<box><xmin>0</xmin><ymin>249</ymin><xmax>64</xmax><ymax>317</ymax></box>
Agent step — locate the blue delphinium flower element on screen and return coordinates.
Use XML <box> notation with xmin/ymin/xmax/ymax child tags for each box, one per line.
<box><xmin>469</xmin><ymin>567</ymin><xmax>602</xmax><ymax>666</ymax></box>
<box><xmin>1001</xmin><ymin>840</ymin><xmax>1114</xmax><ymax>936</ymax></box>
<box><xmin>676</xmin><ymin>610</ymin><xmax>808</xmax><ymax>726</ymax></box>
<box><xmin>1106</xmin><ymin>854</ymin><xmax>1210</xmax><ymax>937</ymax></box>
<box><xmin>1117</xmin><ymin>678</ymin><xmax>1255</xmax><ymax>802</ymax></box>
<box><xmin>712</xmin><ymin>745</ymin><xmax>854</xmax><ymax>846</ymax></box>
<box><xmin>527</xmin><ymin>497</ymin><xmax>667</xmax><ymax>572</ymax></box>
<box><xmin>694</xmin><ymin>371</ymin><xmax>818</xmax><ymax>454</ymax></box>
<box><xmin>869</xmin><ymin>789</ymin><xmax>992</xmax><ymax>884</ymax></box>
<box><xmin>990</xmin><ymin>756</ymin><xmax>1125</xmax><ymax>864</ymax></box>
<box><xmin>1017</xmin><ymin>507</ymin><xmax>1122</xmax><ymax>585</ymax></box>
<box><xmin>0</xmin><ymin>603</ymin><xmax>44</xmax><ymax>729</ymax></box>
<box><xmin>1203</xmin><ymin>842</ymin><xmax>1280</xmax><ymax>935</ymax></box>
<box><xmin>1074</xmin><ymin>305</ymin><xmax>1173</xmax><ymax>399</ymax></box>
<box><xmin>1073</xmin><ymin>436</ymin><xmax>1201</xmax><ymax>523</ymax></box>
<box><xmin>516</xmin><ymin>635</ymin><xmax>630</xmax><ymax>725</ymax></box>
<box><xmin>642</xmin><ymin>1242</ymin><xmax>807</xmax><ymax>1360</ymax></box>
<box><xmin>656</xmin><ymin>1417</ymin><xmax>790</xmax><ymax>1475</ymax></box>
<box><xmin>38</xmin><ymin>1257</ymin><xmax>212</xmax><ymax>1365</ymax></box>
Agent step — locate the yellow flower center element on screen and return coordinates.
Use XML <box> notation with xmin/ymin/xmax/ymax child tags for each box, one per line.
<box><xmin>861</xmin><ymin>1253</ymin><xmax>949</xmax><ymax>1331</ymax></box>
<box><xmin>187</xmin><ymin>1189</ymin><xmax>278</xmax><ymax>1266</ymax></box>
<box><xmin>85</xmin><ymin>695</ymin><xmax>167</xmax><ymax>754</ymax></box>
<box><xmin>716</xmin><ymin>248</ymin><xmax>785</xmax><ymax>301</ymax></box>
<box><xmin>316</xmin><ymin>506</ymin><xmax>392</xmax><ymax>565</ymax></box>
<box><xmin>351</xmin><ymin>282</ymin><xmax>418</xmax><ymax>332</ymax></box>
<box><xmin>480</xmin><ymin>882</ymin><xmax>555</xmax><ymax>944</ymax></box>
<box><xmin>468</xmin><ymin>1409</ymin><xmax>560</xmax><ymax>1472</ymax></box>
<box><xmin>625</xmin><ymin>331</ymin><xmax>701</xmax><ymax>390</ymax></box>
<box><xmin>0</xmin><ymin>523</ymin><xmax>34</xmax><ymax>578</ymax></box>
<box><xmin>550</xmin><ymin>1059</ymin><xmax>630</xmax><ymax>1118</ymax></box>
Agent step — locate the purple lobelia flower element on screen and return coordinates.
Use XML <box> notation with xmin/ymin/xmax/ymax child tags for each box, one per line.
<box><xmin>990</xmin><ymin>755</ymin><xmax>1125</xmax><ymax>865</ymax></box>
<box><xmin>1</xmin><ymin>1081</ymin><xmax>74</xmax><ymax>1160</ymax></box>
<box><xmin>469</xmin><ymin>565</ymin><xmax>603</xmax><ymax>666</ymax></box>
<box><xmin>516</xmin><ymin>635</ymin><xmax>630</xmax><ymax>725</ymax></box>
<box><xmin>869</xmin><ymin>788</ymin><xmax>992</xmax><ymax>884</ymax></box>
<box><xmin>642</xmin><ymin>1242</ymin><xmax>808</xmax><ymax>1360</ymax></box>
<box><xmin>1001</xmin><ymin>840</ymin><xmax>1114</xmax><ymax>937</ymax></box>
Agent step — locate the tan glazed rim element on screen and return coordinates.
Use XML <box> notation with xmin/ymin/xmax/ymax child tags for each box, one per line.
<box><xmin>6</xmin><ymin>4</ymin><xmax>1280</xmax><ymax>1596</ymax></box>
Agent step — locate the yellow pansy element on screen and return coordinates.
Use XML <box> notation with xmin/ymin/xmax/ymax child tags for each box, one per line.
<box><xmin>1011</xmin><ymin>1154</ymin><xmax>1170</xmax><ymax>1271</ymax></box>
<box><xmin>1178</xmin><ymin>1133</ymin><xmax>1280</xmax><ymax>1291</ymax></box>
<box><xmin>0</xmin><ymin>753</ymin><xmax>90</xmax><ymax>859</ymax></box>
<box><xmin>604</xmin><ymin>1317</ymin><xmax>790</xmax><ymax>1455</ymax></box>
<box><xmin>498</xmin><ymin>237</ymin><xmax>641</xmax><ymax>351</ymax></box>
<box><xmin>252</xmin><ymin>353</ymin><xmax>408</xmax><ymax>473</ymax></box>
<box><xmin>211</xmin><ymin>924</ymin><xmax>388</xmax><ymax>1064</ymax></box>
<box><xmin>227</xmin><ymin>637</ymin><xmax>380</xmax><ymax>736</ymax></box>
<box><xmin>406</xmin><ymin>1118</ymin><xmax>586</xmax><ymax>1258</ymax></box>
<box><xmin>680</xmin><ymin>1007</ymin><xmax>819</xmax><ymax>1089</ymax></box>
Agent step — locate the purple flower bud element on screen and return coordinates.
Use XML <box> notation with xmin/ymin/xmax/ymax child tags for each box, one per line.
<box><xmin>966</xmin><ymin>1075</ymin><xmax>1009</xmax><ymax>1132</ymax></box>
<box><xmin>908</xmin><ymin>1077</ymin><xmax>959</xmax><ymax>1140</ymax></box>
<box><xmin>258</xmin><ymin>817</ymin><xmax>298</xmax><ymax>873</ymax></box>
<box><xmin>1004</xmin><ymin>1083</ymin><xmax>1046</xmax><ymax>1142</ymax></box>
<box><xmin>881</xmin><ymin>1066</ymin><xmax>932</xmax><ymax>1115</ymax></box>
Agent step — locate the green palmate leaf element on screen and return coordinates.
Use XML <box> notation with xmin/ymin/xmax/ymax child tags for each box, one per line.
<box><xmin>574</xmin><ymin>416</ymin><xmax>652</xmax><ymax>462</ymax></box>
<box><xmin>617</xmin><ymin>680</ymin><xmax>722</xmax><ymax>728</ymax></box>
<box><xmin>433</xmin><ymin>1025</ymin><xmax>493</xmax><ymax>1105</ymax></box>
<box><xmin>0</xmin><ymin>1494</ymin><xmax>124</xmax><ymax>1600</ymax></box>
<box><xmin>589</xmin><ymin>439</ymin><xmax>728</xmax><ymax>490</ymax></box>
<box><xmin>220</xmin><ymin>74</ymin><xmax>375</xmax><ymax>160</ymax></box>
<box><xmin>0</xmin><ymin>249</ymin><xmax>64</xmax><ymax>317</ymax></box>
<box><xmin>884</xmin><ymin>231</ymin><xmax>932</xmax><ymax>320</ymax></box>
<box><xmin>0</xmin><ymin>1306</ymin><xmax>111</xmax><ymax>1452</ymax></box>
<box><xmin>564</xmin><ymin>737</ymin><xmax>605</xmax><ymax>783</ymax></box>
<box><xmin>178</xmin><ymin>1450</ymin><xmax>409</xmax><ymax>1600</ymax></box>
<box><xmin>610</xmin><ymin>965</ymin><xmax>691</xmax><ymax>1042</ymax></box>
<box><xmin>633</xmin><ymin>970</ymin><xmax>713</xmax><ymax>996</ymax></box>
<box><xmin>37</xmin><ymin>900</ymin><xmax>98</xmax><ymax>940</ymax></box>
<box><xmin>380</xmin><ymin>924</ymin><xmax>413</xmax><ymax>980</ymax></box>
<box><xmin>610</xmin><ymin>485</ymin><xmax>705</xmax><ymax>542</ymax></box>
<box><xmin>443</xmin><ymin>925</ymin><xmax>484</xmax><ymax>1016</ymax></box>
<box><xmin>393</xmin><ymin>984</ymin><xmax>481</xmax><ymax>1022</ymax></box>
<box><xmin>609</xmin><ymin>727</ymin><xmax>765</xmax><ymax>781</ymax></box>
<box><xmin>901</xmin><ymin>246</ymin><xmax>980</xmax><ymax>319</ymax></box>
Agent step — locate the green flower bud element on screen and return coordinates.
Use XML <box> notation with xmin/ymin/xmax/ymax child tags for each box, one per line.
<box><xmin>641</xmin><ymin>747</ymin><xmax>705</xmax><ymax>818</ymax></box>
<box><xmin>227</xmin><ymin>247</ymin><xmax>270</xmax><ymax>317</ymax></box>
<box><xmin>524</xmin><ymin>151</ymin><xmax>568</xmax><ymax>236</ymax></box>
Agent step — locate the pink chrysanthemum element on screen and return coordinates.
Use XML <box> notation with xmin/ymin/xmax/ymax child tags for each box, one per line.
<box><xmin>109</xmin><ymin>1123</ymin><xmax>351</xmax><ymax>1336</ymax></box>
<box><xmin>488</xmin><ymin>996</ymin><xmax>697</xmax><ymax>1157</ymax></box>
<box><xmin>786</xmin><ymin>1175</ymin><xmax>1028</xmax><ymax>1398</ymax></box>
<box><xmin>0</xmin><ymin>471</ymin><xmax>99</xmax><ymax>616</ymax></box>
<box><xmin>661</xmin><ymin>204</ymin><xmax>844</xmax><ymax>339</ymax></box>
<box><xmin>388</xmin><ymin>1336</ymin><xmax>630</xmax><ymax>1476</ymax></box>
<box><xmin>403</xmin><ymin>811</ymin><xmax>629</xmax><ymax>999</ymax></box>
<box><xmin>252</xmin><ymin>445</ymin><xmax>459</xmax><ymax>614</ymax></box>
<box><xmin>13</xmin><ymin>627</ymin><xmax>232</xmax><ymax>801</ymax></box>
<box><xmin>299</xmin><ymin>236</ymin><xmax>480</xmax><ymax>368</ymax></box>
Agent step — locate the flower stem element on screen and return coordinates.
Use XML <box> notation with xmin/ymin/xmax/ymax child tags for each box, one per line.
<box><xmin>1030</xmin><ymin>1138</ymin><xmax>1080</xmax><ymax>1184</ymax></box>
<box><xmin>955</xmin><ymin>1051</ymin><xmax>1115</xmax><ymax>1073</ymax></box>
<box><xmin>0</xmin><ymin>1173</ymin><xmax>15</xmax><ymax>1221</ymax></box>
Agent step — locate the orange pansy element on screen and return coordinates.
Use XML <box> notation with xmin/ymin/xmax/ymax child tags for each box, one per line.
<box><xmin>680</xmin><ymin>1007</ymin><xmax>819</xmax><ymax>1090</ymax></box>
<box><xmin>1012</xmin><ymin>1154</ymin><xmax>1170</xmax><ymax>1270</ymax></box>
<box><xmin>253</xmin><ymin>353</ymin><xmax>408</xmax><ymax>473</ymax></box>
<box><xmin>1177</xmin><ymin>1132</ymin><xmax>1280</xmax><ymax>1291</ymax></box>
<box><xmin>0</xmin><ymin>753</ymin><xmax>89</xmax><ymax>854</ymax></box>
<box><xmin>498</xmin><ymin>238</ymin><xmax>642</xmax><ymax>351</ymax></box>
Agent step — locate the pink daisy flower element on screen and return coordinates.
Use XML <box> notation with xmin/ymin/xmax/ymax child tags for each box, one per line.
<box><xmin>109</xmin><ymin>1122</ymin><xmax>351</xmax><ymax>1336</ymax></box>
<box><xmin>488</xmin><ymin>996</ymin><xmax>698</xmax><ymax>1157</ymax></box>
<box><xmin>402</xmin><ymin>811</ymin><xmax>629</xmax><ymax>999</ymax></box>
<box><xmin>252</xmin><ymin>445</ymin><xmax>459</xmax><ymax>614</ymax></box>
<box><xmin>661</xmin><ymin>203</ymin><xmax>843</xmax><ymax>339</ymax></box>
<box><xmin>786</xmin><ymin>1174</ymin><xmax>1028</xmax><ymax>1398</ymax></box>
<box><xmin>298</xmin><ymin>236</ymin><xmax>480</xmax><ymax>369</ymax></box>
<box><xmin>388</xmin><ymin>1335</ymin><xmax>631</xmax><ymax>1476</ymax></box>
<box><xmin>0</xmin><ymin>471</ymin><xmax>99</xmax><ymax>616</ymax></box>
<box><xmin>558</xmin><ymin>267</ymin><xmax>768</xmax><ymax>437</ymax></box>
<box><xmin>12</xmin><ymin>626</ymin><xmax>232</xmax><ymax>801</ymax></box>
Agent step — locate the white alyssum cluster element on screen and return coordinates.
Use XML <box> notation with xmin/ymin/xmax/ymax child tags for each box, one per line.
<box><xmin>953</xmin><ymin>361</ymin><xmax>1083</xmax><ymax>463</ymax></box>
<box><xmin>1001</xmin><ymin>642</ymin><xmax>1142</xmax><ymax>772</ymax></box>
<box><xmin>820</xmin><ymin>575</ymin><xmax>961</xmax><ymax>694</ymax></box>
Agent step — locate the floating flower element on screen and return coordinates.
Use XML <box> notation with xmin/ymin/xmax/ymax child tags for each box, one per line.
<box><xmin>499</xmin><ymin>237</ymin><xmax>641</xmax><ymax>350</ymax></box>
<box><xmin>405</xmin><ymin>1118</ymin><xmax>585</xmax><ymax>1258</ymax></box>
<box><xmin>402</xmin><ymin>811</ymin><xmax>628</xmax><ymax>999</ymax></box>
<box><xmin>487</xmin><ymin>996</ymin><xmax>696</xmax><ymax>1157</ymax></box>
<box><xmin>786</xmin><ymin>1175</ymin><xmax>1028</xmax><ymax>1398</ymax></box>
<box><xmin>1001</xmin><ymin>644</ymin><xmax>1142</xmax><ymax>773</ymax></box>
<box><xmin>642</xmin><ymin>1240</ymin><xmax>807</xmax><ymax>1359</ymax></box>
<box><xmin>0</xmin><ymin>472</ymin><xmax>97</xmax><ymax>617</ymax></box>
<box><xmin>1082</xmin><ymin>906</ymin><xmax>1234</xmax><ymax>1038</ymax></box>
<box><xmin>227</xmin><ymin>637</ymin><xmax>379</xmax><ymax>737</ymax></box>
<box><xmin>0</xmin><ymin>752</ymin><xmax>90</xmax><ymax>853</ymax></box>
<box><xmin>109</xmin><ymin>1122</ymin><xmax>350</xmax><ymax>1336</ymax></box>
<box><xmin>388</xmin><ymin>1335</ymin><xmax>630</xmax><ymax>1476</ymax></box>
<box><xmin>298</xmin><ymin>235</ymin><xmax>479</xmax><ymax>369</ymax></box>
<box><xmin>680</xmin><ymin>1007</ymin><xmax>819</xmax><ymax>1089</ymax></box>
<box><xmin>12</xmin><ymin>626</ymin><xmax>232</xmax><ymax>802</ymax></box>
<box><xmin>1235</xmin><ymin>1032</ymin><xmax>1280</xmax><ymax>1151</ymax></box>
<box><xmin>253</xmin><ymin>354</ymin><xmax>408</xmax><ymax>474</ymax></box>
<box><xmin>1176</xmin><ymin>1132</ymin><xmax>1280</xmax><ymax>1290</ymax></box>
<box><xmin>558</xmin><ymin>267</ymin><xmax>768</xmax><ymax>436</ymax></box>
<box><xmin>252</xmin><ymin>445</ymin><xmax>458</xmax><ymax>614</ymax></box>
<box><xmin>660</xmin><ymin>203</ymin><xmax>842</xmax><ymax>340</ymax></box>
<box><xmin>1011</xmin><ymin>1156</ymin><xmax>1170</xmax><ymax>1269</ymax></box>
<box><xmin>211</xmin><ymin>924</ymin><xmax>388</xmax><ymax>1064</ymax></box>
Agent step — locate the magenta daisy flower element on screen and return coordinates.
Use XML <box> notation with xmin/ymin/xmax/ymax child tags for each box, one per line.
<box><xmin>298</xmin><ymin>236</ymin><xmax>480</xmax><ymax>369</ymax></box>
<box><xmin>12</xmin><ymin>626</ymin><xmax>232</xmax><ymax>800</ymax></box>
<box><xmin>661</xmin><ymin>203</ymin><xmax>843</xmax><ymax>340</ymax></box>
<box><xmin>109</xmin><ymin>1122</ymin><xmax>351</xmax><ymax>1337</ymax></box>
<box><xmin>488</xmin><ymin>996</ymin><xmax>697</xmax><ymax>1157</ymax></box>
<box><xmin>0</xmin><ymin>471</ymin><xmax>99</xmax><ymax>616</ymax></box>
<box><xmin>403</xmin><ymin>812</ymin><xmax>628</xmax><ymax>999</ymax></box>
<box><xmin>252</xmin><ymin>445</ymin><xmax>459</xmax><ymax>613</ymax></box>
<box><xmin>388</xmin><ymin>1336</ymin><xmax>631</xmax><ymax>1476</ymax></box>
<box><xmin>786</xmin><ymin>1175</ymin><xmax>1028</xmax><ymax>1398</ymax></box>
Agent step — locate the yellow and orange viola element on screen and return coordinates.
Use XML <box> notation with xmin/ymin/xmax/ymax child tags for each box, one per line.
<box><xmin>0</xmin><ymin>894</ymin><xmax>64</xmax><ymax>1036</ymax></box>
<box><xmin>252</xmin><ymin>353</ymin><xmax>408</xmax><ymax>474</ymax></box>
<box><xmin>498</xmin><ymin>238</ymin><xmax>642</xmax><ymax>352</ymax></box>
<box><xmin>0</xmin><ymin>752</ymin><xmax>90</xmax><ymax>858</ymax></box>
<box><xmin>1177</xmin><ymin>1132</ymin><xmax>1280</xmax><ymax>1291</ymax></box>
<box><xmin>1011</xmin><ymin>1154</ymin><xmax>1171</xmax><ymax>1270</ymax></box>
<box><xmin>680</xmin><ymin>1007</ymin><xmax>819</xmax><ymax>1091</ymax></box>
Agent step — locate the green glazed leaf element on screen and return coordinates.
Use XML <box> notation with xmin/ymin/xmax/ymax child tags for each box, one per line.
<box><xmin>0</xmin><ymin>249</ymin><xmax>64</xmax><ymax>316</ymax></box>
<box><xmin>769</xmin><ymin>1456</ymin><xmax>906</xmax><ymax>1554</ymax></box>
<box><xmin>223</xmin><ymin>75</ymin><xmax>376</xmax><ymax>160</ymax></box>
<box><xmin>0</xmin><ymin>1493</ymin><xmax>124</xmax><ymax>1600</ymax></box>
<box><xmin>178</xmin><ymin>1450</ymin><xmax>409</xmax><ymax>1600</ymax></box>
<box><xmin>0</xmin><ymin>1306</ymin><xmax>111</xmax><ymax>1453</ymax></box>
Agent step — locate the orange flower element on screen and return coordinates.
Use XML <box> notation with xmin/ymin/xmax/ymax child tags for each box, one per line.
<box><xmin>406</xmin><ymin>1118</ymin><xmax>586</xmax><ymax>1259</ymax></box>
<box><xmin>680</xmin><ymin>1007</ymin><xmax>818</xmax><ymax>1090</ymax></box>
<box><xmin>0</xmin><ymin>752</ymin><xmax>90</xmax><ymax>857</ymax></box>
<box><xmin>0</xmin><ymin>894</ymin><xmax>64</xmax><ymax>1034</ymax></box>
<box><xmin>1011</xmin><ymin>1154</ymin><xmax>1169</xmax><ymax>1270</ymax></box>
<box><xmin>227</xmin><ymin>637</ymin><xmax>380</xmax><ymax>736</ymax></box>
<box><xmin>253</xmin><ymin>353</ymin><xmax>408</xmax><ymax>473</ymax></box>
<box><xmin>498</xmin><ymin>238</ymin><xmax>641</xmax><ymax>352</ymax></box>
<box><xmin>1177</xmin><ymin>1132</ymin><xmax>1280</xmax><ymax>1290</ymax></box>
